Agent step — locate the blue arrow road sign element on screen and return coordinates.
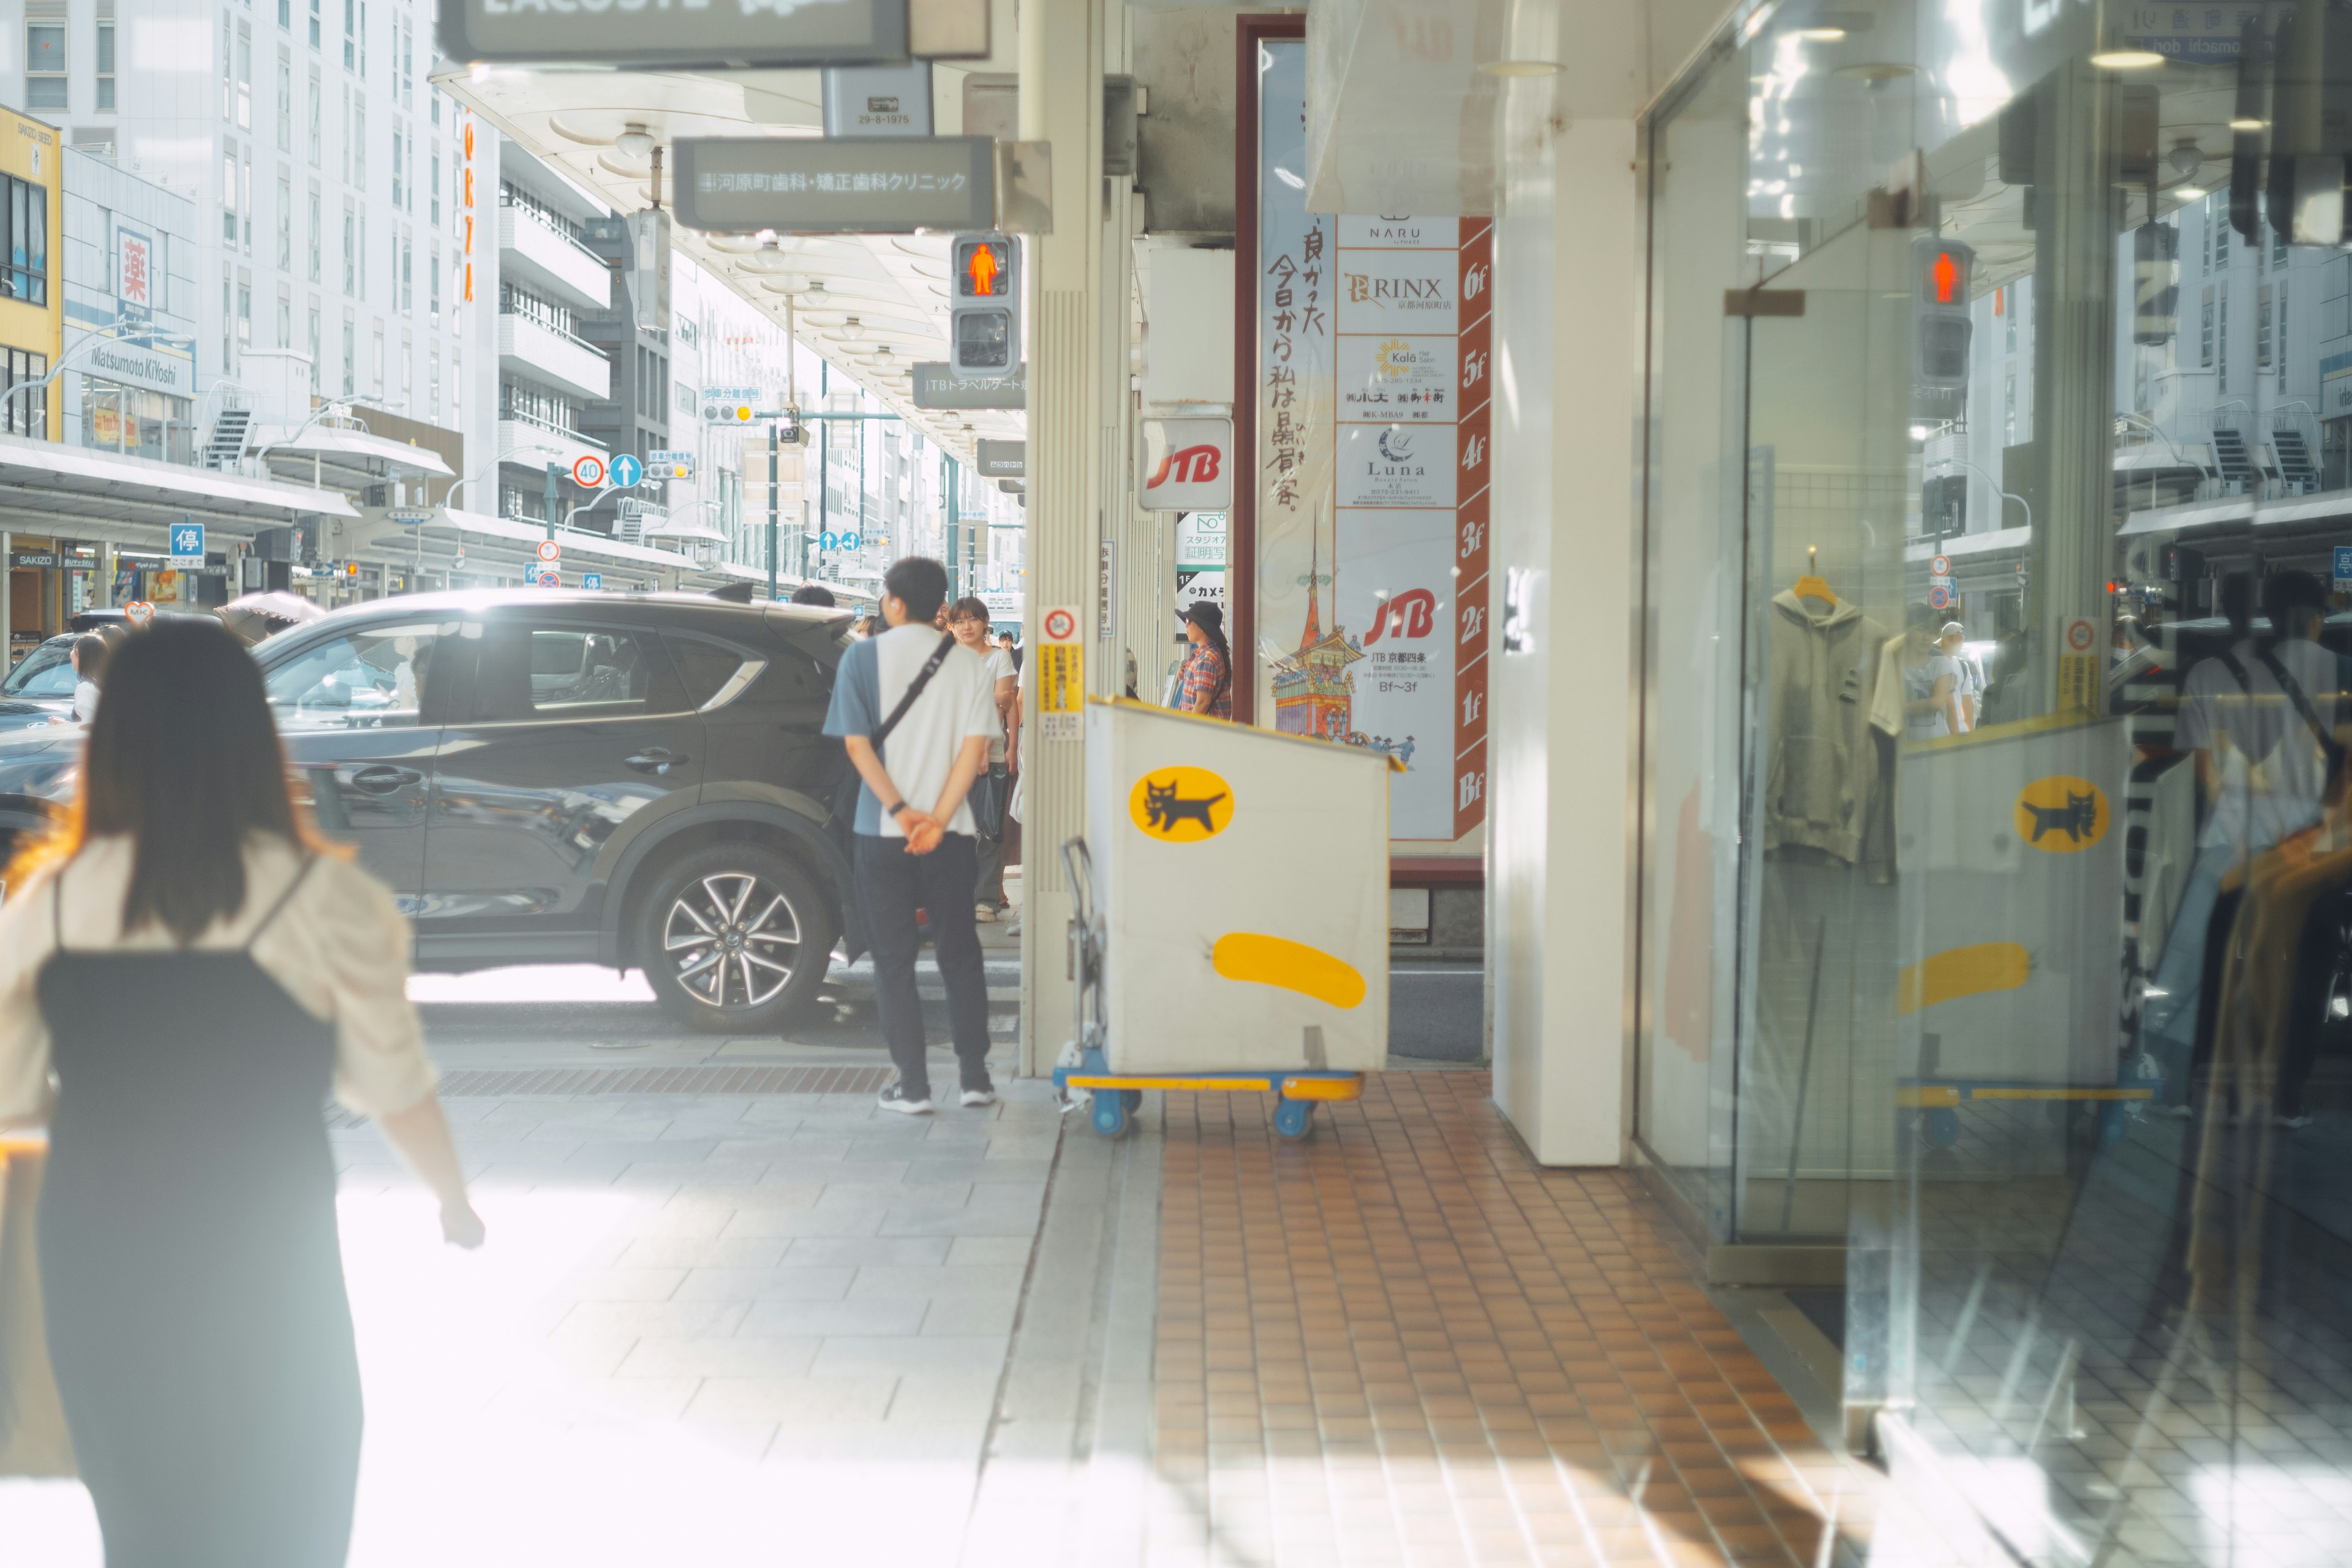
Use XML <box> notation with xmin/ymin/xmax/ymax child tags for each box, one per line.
<box><xmin>820</xmin><ymin>531</ymin><xmax>839</xmax><ymax>551</ymax></box>
<box><xmin>610</xmin><ymin>453</ymin><xmax>644</xmax><ymax>488</ymax></box>
<box><xmin>169</xmin><ymin>521</ymin><xmax>205</xmax><ymax>560</ymax></box>
<box><xmin>840</xmin><ymin>532</ymin><xmax>861</xmax><ymax>552</ymax></box>
<box><xmin>582</xmin><ymin>573</ymin><xmax>603</xmax><ymax>591</ymax></box>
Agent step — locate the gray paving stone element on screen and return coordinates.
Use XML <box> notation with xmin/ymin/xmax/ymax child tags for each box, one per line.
<box><xmin>687</xmin><ymin>1374</ymin><xmax>897</xmax><ymax>1424</ymax></box>
<box><xmin>782</xmin><ymin>1235</ymin><xmax>956</xmax><ymax>1267</ymax></box>
<box><xmin>671</xmin><ymin>1265</ymin><xmax>859</xmax><ymax>1302</ymax></box>
<box><xmin>736</xmin><ymin>1298</ymin><xmax>930</xmax><ymax>1338</ymax></box>
<box><xmin>615</xmin><ymin>1335</ymin><xmax>823</xmax><ymax>1379</ymax></box>
<box><xmin>717</xmin><ymin>1207</ymin><xmax>888</xmax><ymax>1240</ymax></box>
<box><xmin>812</xmin><ymin>1335</ymin><xmax>1011</xmax><ymax>1379</ymax></box>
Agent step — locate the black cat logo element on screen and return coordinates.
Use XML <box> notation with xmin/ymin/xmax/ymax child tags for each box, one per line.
<box><xmin>2022</xmin><ymin>790</ymin><xmax>2099</xmax><ymax>844</ymax></box>
<box><xmin>1144</xmin><ymin>777</ymin><xmax>1226</xmax><ymax>836</ymax></box>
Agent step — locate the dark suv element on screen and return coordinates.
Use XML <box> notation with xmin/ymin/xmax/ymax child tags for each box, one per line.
<box><xmin>0</xmin><ymin>591</ymin><xmax>857</xmax><ymax>1032</ymax></box>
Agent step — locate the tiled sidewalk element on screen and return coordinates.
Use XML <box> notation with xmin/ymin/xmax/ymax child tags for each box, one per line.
<box><xmin>1150</xmin><ymin>1073</ymin><xmax>1872</xmax><ymax>1568</ymax></box>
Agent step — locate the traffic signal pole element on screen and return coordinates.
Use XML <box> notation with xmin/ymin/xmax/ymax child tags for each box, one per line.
<box><xmin>767</xmin><ymin>420</ymin><xmax>780</xmax><ymax>602</ymax></box>
<box><xmin>543</xmin><ymin>462</ymin><xmax>560</xmax><ymax>543</ymax></box>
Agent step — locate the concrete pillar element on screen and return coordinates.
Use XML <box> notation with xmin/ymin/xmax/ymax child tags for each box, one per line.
<box><xmin>1487</xmin><ymin>105</ymin><xmax>1642</xmax><ymax>1166</ymax></box>
<box><xmin>1017</xmin><ymin>0</ymin><xmax>1109</xmax><ymax>1076</ymax></box>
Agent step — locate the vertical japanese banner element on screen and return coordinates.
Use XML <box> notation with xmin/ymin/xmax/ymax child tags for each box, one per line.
<box><xmin>1453</xmin><ymin>227</ymin><xmax>1493</xmax><ymax>837</ymax></box>
<box><xmin>1246</xmin><ymin>32</ymin><xmax>1490</xmax><ymax>843</ymax></box>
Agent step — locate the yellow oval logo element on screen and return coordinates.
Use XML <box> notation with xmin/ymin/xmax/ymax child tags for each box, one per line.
<box><xmin>2013</xmin><ymin>776</ymin><xmax>2108</xmax><ymax>853</ymax></box>
<box><xmin>1129</xmin><ymin>767</ymin><xmax>1234</xmax><ymax>842</ymax></box>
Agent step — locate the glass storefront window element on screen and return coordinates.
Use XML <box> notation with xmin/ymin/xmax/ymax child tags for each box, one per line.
<box><xmin>77</xmin><ymin>378</ymin><xmax>194</xmax><ymax>466</ymax></box>
<box><xmin>1640</xmin><ymin>2</ymin><xmax>2352</xmax><ymax>1559</ymax></box>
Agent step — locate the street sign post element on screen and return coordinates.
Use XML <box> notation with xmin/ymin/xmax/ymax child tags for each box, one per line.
<box><xmin>572</xmin><ymin>454</ymin><xmax>606</xmax><ymax>489</ymax></box>
<box><xmin>530</xmin><ymin>565</ymin><xmax>560</xmax><ymax>589</ymax></box>
<box><xmin>912</xmin><ymin>362</ymin><xmax>1027</xmax><ymax>409</ymax></box>
<box><xmin>582</xmin><ymin>573</ymin><xmax>603</xmax><ymax>592</ymax></box>
<box><xmin>168</xmin><ymin>520</ymin><xmax>205</xmax><ymax>568</ymax></box>
<box><xmin>2335</xmin><ymin>545</ymin><xmax>2352</xmax><ymax>591</ymax></box>
<box><xmin>1928</xmin><ymin>552</ymin><xmax>1952</xmax><ymax>577</ymax></box>
<box><xmin>610</xmin><ymin>453</ymin><xmax>644</xmax><ymax>489</ymax></box>
<box><xmin>674</xmin><ymin>137</ymin><xmax>995</xmax><ymax>236</ymax></box>
<box><xmin>536</xmin><ymin>540</ymin><xmax>561</xmax><ymax>565</ymax></box>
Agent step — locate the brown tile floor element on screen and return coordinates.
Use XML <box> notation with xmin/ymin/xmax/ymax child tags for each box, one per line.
<box><xmin>1150</xmin><ymin>1072</ymin><xmax>1876</xmax><ymax>1568</ymax></box>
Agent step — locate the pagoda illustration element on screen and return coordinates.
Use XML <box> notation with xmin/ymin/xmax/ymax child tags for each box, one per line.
<box><xmin>1270</xmin><ymin>505</ymin><xmax>1362</xmax><ymax>741</ymax></box>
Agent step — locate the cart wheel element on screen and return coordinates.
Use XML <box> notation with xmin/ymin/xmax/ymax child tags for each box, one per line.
<box><xmin>1123</xmin><ymin>1088</ymin><xmax>1145</xmax><ymax>1120</ymax></box>
<box><xmin>1926</xmin><ymin>1108</ymin><xmax>1961</xmax><ymax>1148</ymax></box>
<box><xmin>1275</xmin><ymin>1098</ymin><xmax>1315</xmax><ymax>1142</ymax></box>
<box><xmin>1092</xmin><ymin>1093</ymin><xmax>1131</xmax><ymax>1140</ymax></box>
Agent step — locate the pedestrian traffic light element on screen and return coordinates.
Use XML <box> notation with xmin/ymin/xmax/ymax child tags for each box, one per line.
<box><xmin>949</xmin><ymin>233</ymin><xmax>1019</xmax><ymax>377</ymax></box>
<box><xmin>1912</xmin><ymin>237</ymin><xmax>1975</xmax><ymax>391</ymax></box>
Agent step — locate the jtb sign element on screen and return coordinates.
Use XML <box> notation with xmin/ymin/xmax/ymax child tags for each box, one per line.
<box><xmin>1140</xmin><ymin>418</ymin><xmax>1234</xmax><ymax>511</ymax></box>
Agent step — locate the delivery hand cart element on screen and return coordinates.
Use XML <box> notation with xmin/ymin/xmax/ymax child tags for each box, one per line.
<box><xmin>1050</xmin><ymin>699</ymin><xmax>1393</xmax><ymax>1140</ymax></box>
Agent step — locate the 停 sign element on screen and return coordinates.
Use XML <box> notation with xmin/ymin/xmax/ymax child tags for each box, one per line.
<box><xmin>169</xmin><ymin>521</ymin><xmax>205</xmax><ymax>567</ymax></box>
<box><xmin>582</xmin><ymin>573</ymin><xmax>603</xmax><ymax>591</ymax></box>
<box><xmin>437</xmin><ymin>0</ymin><xmax>908</xmax><ymax>72</ymax></box>
<box><xmin>912</xmin><ymin>362</ymin><xmax>1027</xmax><ymax>409</ymax></box>
<box><xmin>2335</xmin><ymin>545</ymin><xmax>2352</xmax><ymax>590</ymax></box>
<box><xmin>674</xmin><ymin>138</ymin><xmax>994</xmax><ymax>236</ymax></box>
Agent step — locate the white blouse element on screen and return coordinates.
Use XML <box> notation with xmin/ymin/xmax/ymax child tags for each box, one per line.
<box><xmin>0</xmin><ymin>834</ymin><xmax>439</xmax><ymax>1121</ymax></box>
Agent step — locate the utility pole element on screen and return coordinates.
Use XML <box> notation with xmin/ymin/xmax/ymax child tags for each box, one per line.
<box><xmin>766</xmin><ymin>419</ymin><xmax>780</xmax><ymax>601</ymax></box>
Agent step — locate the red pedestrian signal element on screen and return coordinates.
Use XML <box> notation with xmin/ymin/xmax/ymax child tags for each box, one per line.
<box><xmin>958</xmin><ymin>238</ymin><xmax>1009</xmax><ymax>298</ymax></box>
<box><xmin>1920</xmin><ymin>244</ymin><xmax>1972</xmax><ymax>304</ymax></box>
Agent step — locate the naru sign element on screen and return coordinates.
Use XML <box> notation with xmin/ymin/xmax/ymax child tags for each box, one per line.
<box><xmin>1140</xmin><ymin>418</ymin><xmax>1234</xmax><ymax>512</ymax></box>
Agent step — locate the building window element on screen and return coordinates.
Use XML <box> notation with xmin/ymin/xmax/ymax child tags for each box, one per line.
<box><xmin>452</xmin><ymin>348</ymin><xmax>460</xmax><ymax>422</ymax></box>
<box><xmin>430</xmin><ymin>144</ymin><xmax>441</xmax><ymax>225</ymax></box>
<box><xmin>2212</xmin><ymin>204</ymin><xmax>2229</xmax><ymax>271</ymax></box>
<box><xmin>222</xmin><ymin>14</ymin><xmax>234</xmax><ymax>120</ymax></box>
<box><xmin>429</xmin><ymin>345</ymin><xmax>439</xmax><ymax>420</ymax></box>
<box><xmin>372</xmin><ymin>320</ymin><xmax>383</xmax><ymax>398</ymax></box>
<box><xmin>391</xmin><ymin>125</ymin><xmax>402</xmax><ymax>208</ymax></box>
<box><xmin>344</xmin><ymin>0</ymin><xmax>355</xmax><ymax>70</ymax></box>
<box><xmin>429</xmin><ymin>242</ymin><xmax>440</xmax><ymax>328</ymax></box>
<box><xmin>399</xmin><ymin>236</ymin><xmax>411</xmax><ymax>313</ymax></box>
<box><xmin>401</xmin><ymin>18</ymin><xmax>413</xmax><ymax>104</ymax></box>
<box><xmin>1</xmin><ymin>348</ymin><xmax>48</xmax><ymax>437</ymax></box>
<box><xmin>308</xmin><ymin>188</ymin><xmax>321</xmax><ymax>281</ymax></box>
<box><xmin>2278</xmin><ymin>282</ymin><xmax>2289</xmax><ymax>391</ymax></box>
<box><xmin>342</xmin><ymin>205</ymin><xmax>354</xmax><ymax>294</ymax></box>
<box><xmin>1</xmin><ymin>175</ymin><xmax>50</xmax><ymax>305</ymax></box>
<box><xmin>2199</xmin><ymin>286</ymin><xmax>2214</xmax><ymax>367</ymax></box>
<box><xmin>307</xmin><ymin>70</ymin><xmax>321</xmax><ymax>167</ymax></box>
<box><xmin>341</xmin><ymin>315</ymin><xmax>353</xmax><ymax>396</ymax></box>
<box><xmin>401</xmin><ymin>327</ymin><xmax>411</xmax><ymax>404</ymax></box>
<box><xmin>243</xmin><ymin>157</ymin><xmax>253</xmax><ymax>254</ymax></box>
<box><xmin>277</xmin><ymin>287</ymin><xmax>291</xmax><ymax>349</ymax></box>
<box><xmin>2258</xmin><ymin>284</ymin><xmax>2274</xmax><ymax>371</ymax></box>
<box><xmin>357</xmin><ymin>213</ymin><xmax>366</xmax><ymax>296</ymax></box>
<box><xmin>236</xmin><ymin>21</ymin><xmax>253</xmax><ymax>130</ymax></box>
<box><xmin>223</xmin><ymin>146</ymin><xmax>239</xmax><ymax>243</ymax></box>
<box><xmin>280</xmin><ymin>0</ymin><xmax>290</xmax><ymax>28</ymax></box>
<box><xmin>26</xmin><ymin>20</ymin><xmax>66</xmax><ymax>110</ymax></box>
<box><xmin>2218</xmin><ymin>292</ymin><xmax>2230</xmax><ymax>393</ymax></box>
<box><xmin>277</xmin><ymin>173</ymin><xmax>292</xmax><ymax>268</ymax></box>
<box><xmin>276</xmin><ymin>50</ymin><xmax>291</xmax><ymax>149</ymax></box>
<box><xmin>353</xmin><ymin>97</ymin><xmax>367</xmax><ymax>192</ymax></box>
<box><xmin>308</xmin><ymin>301</ymin><xmax>320</xmax><ymax>369</ymax></box>
<box><xmin>96</xmin><ymin>21</ymin><xmax>116</xmax><ymax>112</ymax></box>
<box><xmin>310</xmin><ymin>0</ymin><xmax>321</xmax><ymax>49</ymax></box>
<box><xmin>238</xmin><ymin>281</ymin><xmax>252</xmax><ymax>345</ymax></box>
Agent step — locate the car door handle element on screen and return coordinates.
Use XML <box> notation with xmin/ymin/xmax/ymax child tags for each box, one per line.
<box><xmin>625</xmin><ymin>747</ymin><xmax>689</xmax><ymax>775</ymax></box>
<box><xmin>349</xmin><ymin>765</ymin><xmax>421</xmax><ymax>795</ymax></box>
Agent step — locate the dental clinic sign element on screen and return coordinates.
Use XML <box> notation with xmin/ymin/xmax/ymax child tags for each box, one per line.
<box><xmin>437</xmin><ymin>0</ymin><xmax>909</xmax><ymax>72</ymax></box>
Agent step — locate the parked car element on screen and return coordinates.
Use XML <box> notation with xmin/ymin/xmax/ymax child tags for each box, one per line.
<box><xmin>0</xmin><ymin>590</ymin><xmax>861</xmax><ymax>1032</ymax></box>
<box><xmin>0</xmin><ymin>634</ymin><xmax>87</xmax><ymax>731</ymax></box>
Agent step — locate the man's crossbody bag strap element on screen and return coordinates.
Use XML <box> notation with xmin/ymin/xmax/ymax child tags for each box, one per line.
<box><xmin>2258</xmin><ymin>650</ymin><xmax>2347</xmax><ymax>774</ymax></box>
<box><xmin>870</xmin><ymin>633</ymin><xmax>960</xmax><ymax>761</ymax></box>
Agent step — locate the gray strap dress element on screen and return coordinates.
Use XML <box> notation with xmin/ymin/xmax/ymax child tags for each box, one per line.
<box><xmin>35</xmin><ymin>858</ymin><xmax>364</xmax><ymax>1567</ymax></box>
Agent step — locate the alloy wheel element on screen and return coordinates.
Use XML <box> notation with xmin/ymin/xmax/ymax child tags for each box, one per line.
<box><xmin>661</xmin><ymin>872</ymin><xmax>805</xmax><ymax>1011</ymax></box>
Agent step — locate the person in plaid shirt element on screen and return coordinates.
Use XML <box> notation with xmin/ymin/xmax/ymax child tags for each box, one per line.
<box><xmin>1177</xmin><ymin>603</ymin><xmax>1233</xmax><ymax>719</ymax></box>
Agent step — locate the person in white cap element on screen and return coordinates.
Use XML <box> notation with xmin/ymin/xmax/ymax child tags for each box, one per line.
<box><xmin>1937</xmin><ymin>620</ymin><xmax>1982</xmax><ymax>733</ymax></box>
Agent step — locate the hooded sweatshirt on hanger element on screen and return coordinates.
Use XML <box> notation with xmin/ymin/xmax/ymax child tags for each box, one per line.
<box><xmin>1764</xmin><ymin>589</ymin><xmax>1887</xmax><ymax>863</ymax></box>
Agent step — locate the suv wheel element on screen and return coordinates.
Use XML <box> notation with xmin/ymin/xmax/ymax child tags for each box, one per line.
<box><xmin>636</xmin><ymin>842</ymin><xmax>834</xmax><ymax>1032</ymax></box>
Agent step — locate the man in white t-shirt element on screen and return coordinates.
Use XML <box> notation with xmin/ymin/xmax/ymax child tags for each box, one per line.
<box><xmin>2142</xmin><ymin>570</ymin><xmax>2345</xmax><ymax>1119</ymax></box>
<box><xmin>949</xmin><ymin>596</ymin><xmax>1019</xmax><ymax>921</ymax></box>
<box><xmin>823</xmin><ymin>558</ymin><xmax>1001</xmax><ymax>1115</ymax></box>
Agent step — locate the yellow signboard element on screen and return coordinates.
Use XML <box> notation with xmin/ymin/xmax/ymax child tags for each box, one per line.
<box><xmin>2013</xmin><ymin>775</ymin><xmax>2108</xmax><ymax>853</ymax></box>
<box><xmin>1037</xmin><ymin>604</ymin><xmax>1084</xmax><ymax>741</ymax></box>
<box><xmin>1129</xmin><ymin>766</ymin><xmax>1234</xmax><ymax>841</ymax></box>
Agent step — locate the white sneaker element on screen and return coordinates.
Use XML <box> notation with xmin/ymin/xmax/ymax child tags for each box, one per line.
<box><xmin>974</xmin><ymin>903</ymin><xmax>997</xmax><ymax>922</ymax></box>
<box><xmin>960</xmin><ymin>1082</ymin><xmax>998</xmax><ymax>1108</ymax></box>
<box><xmin>878</xmin><ymin>1082</ymin><xmax>933</xmax><ymax>1115</ymax></box>
<box><xmin>2274</xmin><ymin>1113</ymin><xmax>2315</xmax><ymax>1130</ymax></box>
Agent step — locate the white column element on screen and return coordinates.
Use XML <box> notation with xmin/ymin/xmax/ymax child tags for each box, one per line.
<box><xmin>1487</xmin><ymin>114</ymin><xmax>1642</xmax><ymax>1166</ymax></box>
<box><xmin>1016</xmin><ymin>0</ymin><xmax>1108</xmax><ymax>1076</ymax></box>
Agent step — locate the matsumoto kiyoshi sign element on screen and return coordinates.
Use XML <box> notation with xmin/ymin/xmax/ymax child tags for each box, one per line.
<box><xmin>438</xmin><ymin>0</ymin><xmax>910</xmax><ymax>71</ymax></box>
<box><xmin>81</xmin><ymin>333</ymin><xmax>192</xmax><ymax>398</ymax></box>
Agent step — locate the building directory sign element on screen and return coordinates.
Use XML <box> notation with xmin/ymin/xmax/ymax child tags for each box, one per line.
<box><xmin>1250</xmin><ymin>37</ymin><xmax>1489</xmax><ymax>843</ymax></box>
<box><xmin>673</xmin><ymin>137</ymin><xmax>994</xmax><ymax>236</ymax></box>
<box><xmin>437</xmin><ymin>0</ymin><xmax>908</xmax><ymax>72</ymax></box>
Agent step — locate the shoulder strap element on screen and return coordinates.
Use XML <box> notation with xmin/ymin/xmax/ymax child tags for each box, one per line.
<box><xmin>245</xmin><ymin>856</ymin><xmax>318</xmax><ymax>949</ymax></box>
<box><xmin>2215</xmin><ymin>649</ymin><xmax>2254</xmax><ymax>694</ymax></box>
<box><xmin>870</xmin><ymin>633</ymin><xmax>960</xmax><ymax>757</ymax></box>
<box><xmin>2258</xmin><ymin>649</ymin><xmax>2346</xmax><ymax>770</ymax></box>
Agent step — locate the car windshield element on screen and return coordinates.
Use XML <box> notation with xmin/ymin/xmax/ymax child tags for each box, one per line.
<box><xmin>2</xmin><ymin>640</ymin><xmax>77</xmax><ymax>699</ymax></box>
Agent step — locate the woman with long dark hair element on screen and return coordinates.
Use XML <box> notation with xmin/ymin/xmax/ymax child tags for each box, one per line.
<box><xmin>0</xmin><ymin>618</ymin><xmax>481</xmax><ymax>1566</ymax></box>
<box><xmin>1177</xmin><ymin>601</ymin><xmax>1234</xmax><ymax>720</ymax></box>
